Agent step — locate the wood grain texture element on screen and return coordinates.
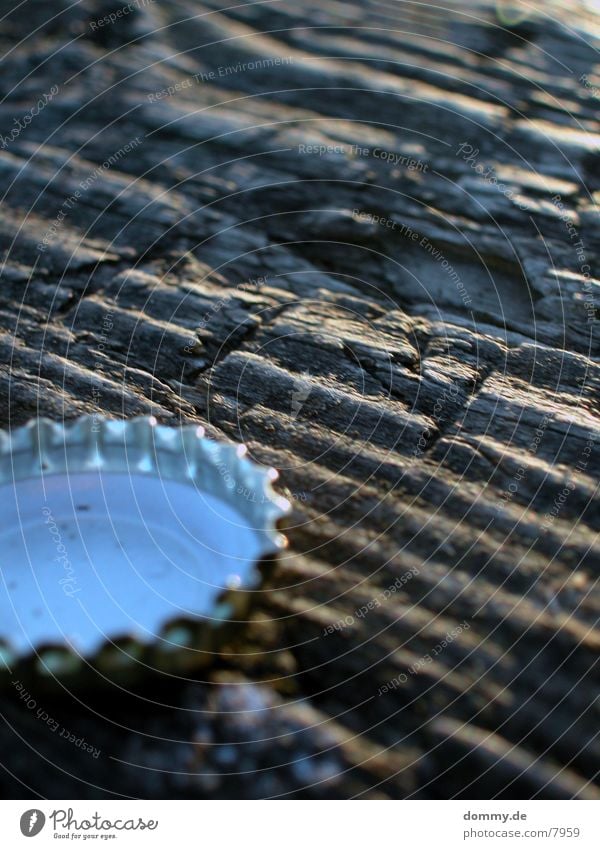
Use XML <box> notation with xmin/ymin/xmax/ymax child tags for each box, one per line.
<box><xmin>0</xmin><ymin>0</ymin><xmax>599</xmax><ymax>798</ymax></box>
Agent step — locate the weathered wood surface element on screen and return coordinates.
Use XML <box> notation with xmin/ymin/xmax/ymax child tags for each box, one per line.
<box><xmin>0</xmin><ymin>0</ymin><xmax>599</xmax><ymax>798</ymax></box>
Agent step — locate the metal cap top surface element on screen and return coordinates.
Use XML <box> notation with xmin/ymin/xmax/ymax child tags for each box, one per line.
<box><xmin>0</xmin><ymin>416</ymin><xmax>290</xmax><ymax>683</ymax></box>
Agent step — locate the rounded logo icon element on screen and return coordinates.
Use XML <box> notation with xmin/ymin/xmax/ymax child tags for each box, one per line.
<box><xmin>20</xmin><ymin>810</ymin><xmax>45</xmax><ymax>837</ymax></box>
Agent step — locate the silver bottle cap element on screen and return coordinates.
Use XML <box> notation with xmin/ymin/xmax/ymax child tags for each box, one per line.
<box><xmin>0</xmin><ymin>416</ymin><xmax>290</xmax><ymax>685</ymax></box>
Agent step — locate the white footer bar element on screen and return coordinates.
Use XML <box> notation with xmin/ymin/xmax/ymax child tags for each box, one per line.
<box><xmin>0</xmin><ymin>800</ymin><xmax>598</xmax><ymax>848</ymax></box>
